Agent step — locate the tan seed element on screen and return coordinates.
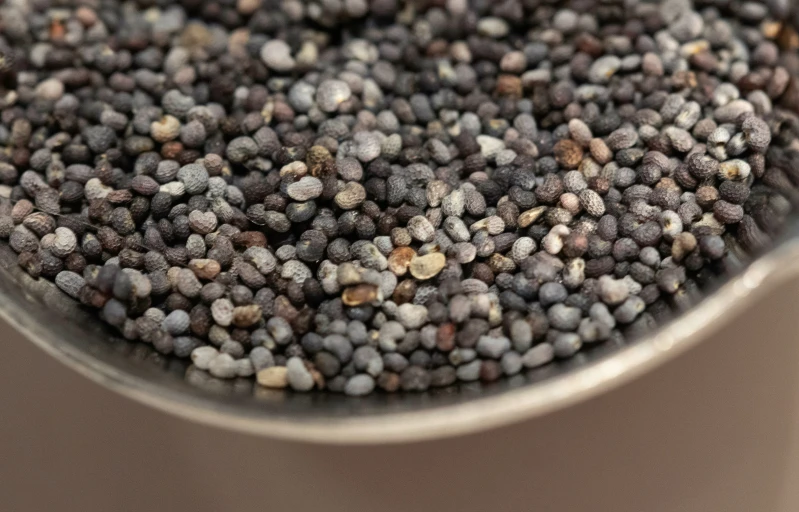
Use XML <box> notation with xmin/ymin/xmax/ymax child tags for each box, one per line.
<box><xmin>589</xmin><ymin>138</ymin><xmax>613</xmax><ymax>164</ymax></box>
<box><xmin>469</xmin><ymin>215</ymin><xmax>505</xmax><ymax>235</ymax></box>
<box><xmin>310</xmin><ymin>367</ymin><xmax>326</xmax><ymax>390</ymax></box>
<box><xmin>232</xmin><ymin>304</ymin><xmax>262</xmax><ymax>328</ymax></box>
<box><xmin>495</xmin><ymin>74</ymin><xmax>522</xmax><ymax>98</ymax></box>
<box><xmin>188</xmin><ymin>258</ymin><xmax>221</xmax><ymax>280</ymax></box>
<box><xmin>518</xmin><ymin>206</ymin><xmax>547</xmax><ymax>228</ymax></box>
<box><xmin>279</xmin><ymin>161</ymin><xmax>308</xmax><ymax>177</ymax></box>
<box><xmin>387</xmin><ymin>246</ymin><xmax>416</xmax><ymax>276</ymax></box>
<box><xmin>342</xmin><ymin>284</ymin><xmax>380</xmax><ymax>306</ymax></box>
<box><xmin>409</xmin><ymin>252</ymin><xmax>446</xmax><ymax>280</ymax></box>
<box><xmin>257</xmin><ymin>366</ymin><xmax>288</xmax><ymax>388</ymax></box>
<box><xmin>334</xmin><ymin>182</ymin><xmax>366</xmax><ymax>209</ymax></box>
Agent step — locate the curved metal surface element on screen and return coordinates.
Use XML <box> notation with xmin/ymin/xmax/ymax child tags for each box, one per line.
<box><xmin>4</xmin><ymin>229</ymin><xmax>799</xmax><ymax>444</ymax></box>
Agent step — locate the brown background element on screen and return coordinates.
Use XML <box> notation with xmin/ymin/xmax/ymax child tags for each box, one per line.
<box><xmin>2</xmin><ymin>280</ymin><xmax>799</xmax><ymax>512</ymax></box>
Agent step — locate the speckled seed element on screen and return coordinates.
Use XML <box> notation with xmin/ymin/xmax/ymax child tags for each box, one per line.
<box><xmin>51</xmin><ymin>227</ymin><xmax>77</xmax><ymax>258</ymax></box>
<box><xmin>407</xmin><ymin>215</ymin><xmax>435</xmax><ymax>242</ymax></box>
<box><xmin>470</xmin><ymin>216</ymin><xmax>505</xmax><ymax>235</ymax></box>
<box><xmin>511</xmin><ymin>237</ymin><xmax>536</xmax><ymax>263</ymax></box>
<box><xmin>188</xmin><ymin>210</ymin><xmax>217</xmax><ymax>234</ymax></box>
<box><xmin>579</xmin><ymin>189</ymin><xmax>605</xmax><ymax>217</ymax></box>
<box><xmin>55</xmin><ymin>271</ymin><xmax>85</xmax><ymax>299</ymax></box>
<box><xmin>287</xmin><ymin>176</ymin><xmax>323</xmax><ymax>201</ymax></box>
<box><xmin>211</xmin><ymin>298</ymin><xmax>234</xmax><ymax>327</ymax></box>
<box><xmin>334</xmin><ymin>182</ymin><xmax>366</xmax><ymax>209</ymax></box>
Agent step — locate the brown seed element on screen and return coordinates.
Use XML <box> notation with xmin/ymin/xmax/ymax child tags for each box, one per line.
<box><xmin>553</xmin><ymin>139</ymin><xmax>584</xmax><ymax>169</ymax></box>
<box><xmin>695</xmin><ymin>186</ymin><xmax>719</xmax><ymax>210</ymax></box>
<box><xmin>488</xmin><ymin>253</ymin><xmax>516</xmax><ymax>273</ymax></box>
<box><xmin>672</xmin><ymin>70</ymin><xmax>697</xmax><ymax>89</ymax></box>
<box><xmin>589</xmin><ymin>138</ymin><xmax>613</xmax><ymax>164</ymax></box>
<box><xmin>188</xmin><ymin>258</ymin><xmax>221</xmax><ymax>280</ymax></box>
<box><xmin>387</xmin><ymin>246</ymin><xmax>416</xmax><ymax>276</ymax></box>
<box><xmin>436</xmin><ymin>323</ymin><xmax>456</xmax><ymax>352</ymax></box>
<box><xmin>106</xmin><ymin>189</ymin><xmax>133</xmax><ymax>204</ymax></box>
<box><xmin>377</xmin><ymin>371</ymin><xmax>401</xmax><ymax>392</ymax></box>
<box><xmin>495</xmin><ymin>74</ymin><xmax>522</xmax><ymax>98</ymax></box>
<box><xmin>393</xmin><ymin>279</ymin><xmax>417</xmax><ymax>304</ymax></box>
<box><xmin>257</xmin><ymin>366</ymin><xmax>288</xmax><ymax>388</ymax></box>
<box><xmin>409</xmin><ymin>252</ymin><xmax>446</xmax><ymax>280</ymax></box>
<box><xmin>232</xmin><ymin>304</ymin><xmax>262</xmax><ymax>328</ymax></box>
<box><xmin>232</xmin><ymin>231</ymin><xmax>267</xmax><ymax>248</ymax></box>
<box><xmin>11</xmin><ymin>200</ymin><xmax>34</xmax><ymax>223</ymax></box>
<box><xmin>671</xmin><ymin>232</ymin><xmax>697</xmax><ymax>262</ymax></box>
<box><xmin>342</xmin><ymin>284</ymin><xmax>380</xmax><ymax>306</ymax></box>
<box><xmin>307</xmin><ymin>146</ymin><xmax>332</xmax><ymax>175</ymax></box>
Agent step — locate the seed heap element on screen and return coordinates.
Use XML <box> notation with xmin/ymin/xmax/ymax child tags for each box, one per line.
<box><xmin>0</xmin><ymin>0</ymin><xmax>798</xmax><ymax>396</ymax></box>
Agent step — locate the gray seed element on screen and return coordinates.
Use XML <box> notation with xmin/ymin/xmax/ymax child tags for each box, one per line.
<box><xmin>548</xmin><ymin>304</ymin><xmax>582</xmax><ymax>331</ymax></box>
<box><xmin>51</xmin><ymin>227</ymin><xmax>77</xmax><ymax>258</ymax></box>
<box><xmin>407</xmin><ymin>215</ymin><xmax>435</xmax><ymax>242</ymax></box>
<box><xmin>55</xmin><ymin>271</ymin><xmax>85</xmax><ymax>299</ymax></box>
<box><xmin>344</xmin><ymin>374</ymin><xmax>376</xmax><ymax>396</ymax></box>
<box><xmin>209</xmin><ymin>353</ymin><xmax>238</xmax><ymax>379</ymax></box>
<box><xmin>554</xmin><ymin>333</ymin><xmax>582</xmax><ymax>358</ymax></box>
<box><xmin>476</xmin><ymin>135</ymin><xmax>505</xmax><ymax>159</ymax></box>
<box><xmin>614</xmin><ymin>296</ymin><xmax>646</xmax><ymax>324</ymax></box>
<box><xmin>589</xmin><ymin>302</ymin><xmax>616</xmax><ymax>329</ymax></box>
<box><xmin>396</xmin><ymin>303</ymin><xmax>429</xmax><ymax>330</ymax></box>
<box><xmin>249</xmin><ymin>346</ymin><xmax>275</xmax><ymax>372</ymax></box>
<box><xmin>316</xmin><ymin>79</ymin><xmax>352</xmax><ymax>112</ymax></box>
<box><xmin>286</xmin><ymin>357</ymin><xmax>315</xmax><ymax>391</ymax></box>
<box><xmin>266</xmin><ymin>317</ymin><xmax>293</xmax><ymax>345</ymax></box>
<box><xmin>163</xmin><ymin>309</ymin><xmax>190</xmax><ymax>335</ymax></box>
<box><xmin>260</xmin><ymin>40</ymin><xmax>295</xmax><ymax>72</ymax></box>
<box><xmin>501</xmin><ymin>351</ymin><xmax>523</xmax><ymax>376</ymax></box>
<box><xmin>211</xmin><ymin>298</ymin><xmax>234</xmax><ymax>327</ymax></box>
<box><xmin>589</xmin><ymin>55</ymin><xmax>622</xmax><ymax>84</ymax></box>
<box><xmin>191</xmin><ymin>346</ymin><xmax>218</xmax><ymax>371</ymax></box>
<box><xmin>522</xmin><ymin>343</ymin><xmax>555</xmax><ymax>368</ymax></box>
<box><xmin>456</xmin><ymin>359</ymin><xmax>482</xmax><ymax>381</ymax></box>
<box><xmin>476</xmin><ymin>335</ymin><xmax>511</xmax><ymax>359</ymax></box>
<box><xmin>287</xmin><ymin>176</ymin><xmax>323</xmax><ymax>201</ymax></box>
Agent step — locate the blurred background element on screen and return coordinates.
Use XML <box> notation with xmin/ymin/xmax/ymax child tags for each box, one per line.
<box><xmin>2</xmin><ymin>277</ymin><xmax>799</xmax><ymax>512</ymax></box>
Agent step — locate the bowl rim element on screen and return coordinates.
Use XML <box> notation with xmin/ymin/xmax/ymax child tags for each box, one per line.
<box><xmin>6</xmin><ymin>238</ymin><xmax>796</xmax><ymax>444</ymax></box>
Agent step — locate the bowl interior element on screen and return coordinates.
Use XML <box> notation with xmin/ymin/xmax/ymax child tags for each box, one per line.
<box><xmin>0</xmin><ymin>238</ymin><xmax>633</xmax><ymax>418</ymax></box>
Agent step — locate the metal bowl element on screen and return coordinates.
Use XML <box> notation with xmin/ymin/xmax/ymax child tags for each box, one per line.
<box><xmin>4</xmin><ymin>217</ymin><xmax>798</xmax><ymax>444</ymax></box>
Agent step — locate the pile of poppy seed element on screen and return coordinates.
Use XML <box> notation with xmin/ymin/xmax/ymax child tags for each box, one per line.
<box><xmin>1</xmin><ymin>0</ymin><xmax>799</xmax><ymax>396</ymax></box>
